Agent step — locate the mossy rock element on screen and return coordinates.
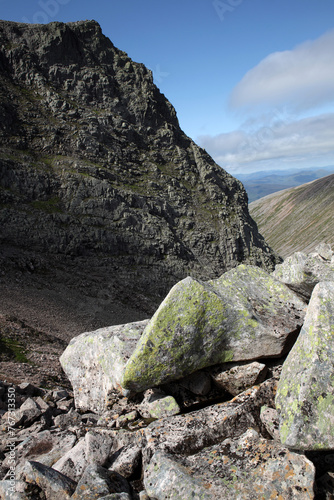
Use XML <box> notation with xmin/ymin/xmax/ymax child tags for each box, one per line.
<box><xmin>122</xmin><ymin>265</ymin><xmax>305</xmax><ymax>392</ymax></box>
<box><xmin>276</xmin><ymin>281</ymin><xmax>334</xmax><ymax>450</ymax></box>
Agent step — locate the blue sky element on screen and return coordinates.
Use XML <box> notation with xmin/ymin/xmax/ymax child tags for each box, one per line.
<box><xmin>1</xmin><ymin>0</ymin><xmax>334</xmax><ymax>173</ymax></box>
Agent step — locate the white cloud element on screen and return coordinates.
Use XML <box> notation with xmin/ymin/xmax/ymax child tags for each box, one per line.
<box><xmin>198</xmin><ymin>113</ymin><xmax>334</xmax><ymax>173</ymax></box>
<box><xmin>229</xmin><ymin>30</ymin><xmax>334</xmax><ymax>112</ymax></box>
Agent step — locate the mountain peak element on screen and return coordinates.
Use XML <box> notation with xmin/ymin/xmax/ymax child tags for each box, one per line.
<box><xmin>0</xmin><ymin>20</ymin><xmax>279</xmax><ymax>331</ymax></box>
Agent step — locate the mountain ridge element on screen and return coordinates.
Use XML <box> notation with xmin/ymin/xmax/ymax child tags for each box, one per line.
<box><xmin>0</xmin><ymin>20</ymin><xmax>279</xmax><ymax>334</ymax></box>
<box><xmin>235</xmin><ymin>166</ymin><xmax>334</xmax><ymax>202</ymax></box>
<box><xmin>249</xmin><ymin>174</ymin><xmax>334</xmax><ymax>258</ymax></box>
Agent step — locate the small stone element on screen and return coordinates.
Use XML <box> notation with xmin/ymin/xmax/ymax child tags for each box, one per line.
<box><xmin>56</xmin><ymin>399</ymin><xmax>75</xmax><ymax>412</ymax></box>
<box><xmin>260</xmin><ymin>405</ymin><xmax>280</xmax><ymax>441</ymax></box>
<box><xmin>52</xmin><ymin>389</ymin><xmax>70</xmax><ymax>401</ymax></box>
<box><xmin>109</xmin><ymin>446</ymin><xmax>141</xmax><ymax>478</ymax></box>
<box><xmin>315</xmin><ymin>242</ymin><xmax>333</xmax><ymax>261</ymax></box>
<box><xmin>212</xmin><ymin>361</ymin><xmax>268</xmax><ymax>396</ymax></box>
<box><xmin>54</xmin><ymin>409</ymin><xmax>82</xmax><ymax>429</ymax></box>
<box><xmin>116</xmin><ymin>411</ymin><xmax>138</xmax><ymax>428</ymax></box>
<box><xmin>139</xmin><ymin>389</ymin><xmax>180</xmax><ymax>419</ymax></box>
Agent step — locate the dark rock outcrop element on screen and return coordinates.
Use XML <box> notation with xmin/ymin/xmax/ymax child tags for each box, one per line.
<box><xmin>0</xmin><ymin>20</ymin><xmax>279</xmax><ymax>327</ymax></box>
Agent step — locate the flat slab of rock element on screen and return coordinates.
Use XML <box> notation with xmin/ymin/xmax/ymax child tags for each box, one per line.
<box><xmin>144</xmin><ymin>429</ymin><xmax>315</xmax><ymax>499</ymax></box>
<box><xmin>2</xmin><ymin>429</ymin><xmax>77</xmax><ymax>470</ymax></box>
<box><xmin>276</xmin><ymin>281</ymin><xmax>334</xmax><ymax>450</ymax></box>
<box><xmin>60</xmin><ymin>320</ymin><xmax>149</xmax><ymax>413</ymax></box>
<box><xmin>141</xmin><ymin>379</ymin><xmax>277</xmax><ymax>458</ymax></box>
<box><xmin>122</xmin><ymin>265</ymin><xmax>305</xmax><ymax>392</ymax></box>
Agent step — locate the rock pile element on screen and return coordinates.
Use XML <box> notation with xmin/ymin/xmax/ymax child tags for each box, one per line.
<box><xmin>1</xmin><ymin>243</ymin><xmax>334</xmax><ymax>499</ymax></box>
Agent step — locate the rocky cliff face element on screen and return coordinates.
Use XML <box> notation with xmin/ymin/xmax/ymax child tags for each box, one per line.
<box><xmin>0</xmin><ymin>20</ymin><xmax>279</xmax><ymax>328</ymax></box>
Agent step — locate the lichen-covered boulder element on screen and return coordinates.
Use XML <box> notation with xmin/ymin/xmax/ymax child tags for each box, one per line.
<box><xmin>122</xmin><ymin>265</ymin><xmax>305</xmax><ymax>392</ymax></box>
<box><xmin>273</xmin><ymin>244</ymin><xmax>334</xmax><ymax>301</ymax></box>
<box><xmin>276</xmin><ymin>281</ymin><xmax>334</xmax><ymax>450</ymax></box>
<box><xmin>139</xmin><ymin>389</ymin><xmax>180</xmax><ymax>419</ymax></box>
<box><xmin>59</xmin><ymin>320</ymin><xmax>149</xmax><ymax>413</ymax></box>
<box><xmin>144</xmin><ymin>429</ymin><xmax>315</xmax><ymax>499</ymax></box>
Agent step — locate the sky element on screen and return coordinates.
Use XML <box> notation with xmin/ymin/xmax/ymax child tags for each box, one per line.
<box><xmin>1</xmin><ymin>0</ymin><xmax>334</xmax><ymax>173</ymax></box>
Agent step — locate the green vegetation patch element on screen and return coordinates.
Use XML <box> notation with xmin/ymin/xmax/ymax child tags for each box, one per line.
<box><xmin>0</xmin><ymin>337</ymin><xmax>29</xmax><ymax>363</ymax></box>
<box><xmin>30</xmin><ymin>196</ymin><xmax>63</xmax><ymax>214</ymax></box>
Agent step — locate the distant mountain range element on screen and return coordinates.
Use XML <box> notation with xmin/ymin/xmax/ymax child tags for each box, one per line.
<box><xmin>249</xmin><ymin>174</ymin><xmax>334</xmax><ymax>258</ymax></box>
<box><xmin>235</xmin><ymin>166</ymin><xmax>334</xmax><ymax>203</ymax></box>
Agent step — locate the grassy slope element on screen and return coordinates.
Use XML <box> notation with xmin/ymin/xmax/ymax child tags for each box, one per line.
<box><xmin>249</xmin><ymin>174</ymin><xmax>334</xmax><ymax>258</ymax></box>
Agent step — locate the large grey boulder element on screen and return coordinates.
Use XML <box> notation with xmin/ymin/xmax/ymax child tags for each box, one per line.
<box><xmin>273</xmin><ymin>244</ymin><xmax>334</xmax><ymax>301</ymax></box>
<box><xmin>122</xmin><ymin>265</ymin><xmax>305</xmax><ymax>392</ymax></box>
<box><xmin>144</xmin><ymin>429</ymin><xmax>315</xmax><ymax>499</ymax></box>
<box><xmin>276</xmin><ymin>281</ymin><xmax>334</xmax><ymax>450</ymax></box>
<box><xmin>59</xmin><ymin>320</ymin><xmax>149</xmax><ymax>413</ymax></box>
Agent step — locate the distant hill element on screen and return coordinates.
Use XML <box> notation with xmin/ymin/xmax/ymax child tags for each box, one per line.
<box><xmin>249</xmin><ymin>174</ymin><xmax>334</xmax><ymax>258</ymax></box>
<box><xmin>235</xmin><ymin>166</ymin><xmax>334</xmax><ymax>202</ymax></box>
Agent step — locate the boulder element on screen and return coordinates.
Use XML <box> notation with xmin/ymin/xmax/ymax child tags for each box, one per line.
<box><xmin>212</xmin><ymin>361</ymin><xmax>267</xmax><ymax>396</ymax></box>
<box><xmin>145</xmin><ymin>429</ymin><xmax>315</xmax><ymax>499</ymax></box>
<box><xmin>53</xmin><ymin>431</ymin><xmax>112</xmax><ymax>481</ymax></box>
<box><xmin>19</xmin><ymin>460</ymin><xmax>76</xmax><ymax>500</ymax></box>
<box><xmin>273</xmin><ymin>245</ymin><xmax>334</xmax><ymax>301</ymax></box>
<box><xmin>71</xmin><ymin>464</ymin><xmax>132</xmax><ymax>500</ymax></box>
<box><xmin>122</xmin><ymin>265</ymin><xmax>305</xmax><ymax>392</ymax></box>
<box><xmin>59</xmin><ymin>320</ymin><xmax>149</xmax><ymax>413</ymax></box>
<box><xmin>2</xmin><ymin>430</ymin><xmax>77</xmax><ymax>470</ymax></box>
<box><xmin>276</xmin><ymin>281</ymin><xmax>334</xmax><ymax>450</ymax></box>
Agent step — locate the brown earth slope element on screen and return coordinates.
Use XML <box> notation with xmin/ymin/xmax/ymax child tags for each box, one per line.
<box><xmin>249</xmin><ymin>174</ymin><xmax>334</xmax><ymax>258</ymax></box>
